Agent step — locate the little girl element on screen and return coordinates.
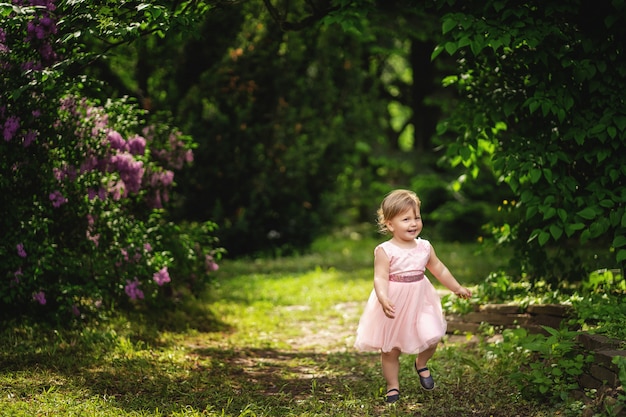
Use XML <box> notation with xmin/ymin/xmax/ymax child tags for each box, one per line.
<box><xmin>354</xmin><ymin>189</ymin><xmax>472</xmax><ymax>403</ymax></box>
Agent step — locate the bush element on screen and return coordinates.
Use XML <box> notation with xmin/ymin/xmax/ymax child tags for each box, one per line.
<box><xmin>0</xmin><ymin>1</ymin><xmax>221</xmax><ymax>321</ymax></box>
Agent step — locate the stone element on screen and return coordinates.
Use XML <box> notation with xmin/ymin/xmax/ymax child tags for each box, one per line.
<box><xmin>480</xmin><ymin>304</ymin><xmax>522</xmax><ymax>314</ymax></box>
<box><xmin>526</xmin><ymin>304</ymin><xmax>572</xmax><ymax>316</ymax></box>
<box><xmin>578</xmin><ymin>373</ymin><xmax>603</xmax><ymax>390</ymax></box>
<box><xmin>577</xmin><ymin>333</ymin><xmax>622</xmax><ymax>351</ymax></box>
<box><xmin>528</xmin><ymin>314</ymin><xmax>566</xmax><ymax>329</ymax></box>
<box><xmin>594</xmin><ymin>349</ymin><xmax>626</xmax><ymax>372</ymax></box>
<box><xmin>590</xmin><ymin>363</ymin><xmax>620</xmax><ymax>387</ymax></box>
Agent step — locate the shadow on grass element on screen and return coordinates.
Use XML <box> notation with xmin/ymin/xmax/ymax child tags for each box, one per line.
<box><xmin>0</xmin><ymin>323</ymin><xmax>565</xmax><ymax>417</ymax></box>
<box><xmin>0</xmin><ymin>342</ymin><xmax>380</xmax><ymax>415</ymax></box>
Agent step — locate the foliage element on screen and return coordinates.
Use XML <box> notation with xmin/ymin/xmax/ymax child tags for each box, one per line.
<box><xmin>434</xmin><ymin>0</ymin><xmax>626</xmax><ymax>283</ymax></box>
<box><xmin>87</xmin><ymin>1</ymin><xmax>504</xmax><ymax>257</ymax></box>
<box><xmin>488</xmin><ymin>327</ymin><xmax>592</xmax><ymax>405</ymax></box>
<box><xmin>0</xmin><ymin>1</ymin><xmax>221</xmax><ymax>320</ymax></box>
<box><xmin>613</xmin><ymin>356</ymin><xmax>626</xmax><ymax>413</ymax></box>
<box><xmin>583</xmin><ymin>268</ymin><xmax>626</xmax><ymax>293</ymax></box>
<box><xmin>570</xmin><ymin>293</ymin><xmax>626</xmax><ymax>341</ymax></box>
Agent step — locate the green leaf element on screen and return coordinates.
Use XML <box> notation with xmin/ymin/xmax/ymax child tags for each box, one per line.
<box><xmin>538</xmin><ymin>231</ymin><xmax>550</xmax><ymax>246</ymax></box>
<box><xmin>442</xmin><ymin>17</ymin><xmax>457</xmax><ymax>34</ymax></box>
<box><xmin>543</xmin><ymin>207</ymin><xmax>556</xmax><ymax>220</ymax></box>
<box><xmin>529</xmin><ymin>168</ymin><xmax>542</xmax><ymax>183</ymax></box>
<box><xmin>564</xmin><ymin>222</ymin><xmax>585</xmax><ymax>237</ymax></box>
<box><xmin>577</xmin><ymin>207</ymin><xmax>596</xmax><ymax>220</ymax></box>
<box><xmin>431</xmin><ymin>44</ymin><xmax>444</xmax><ymax>61</ymax></box>
<box><xmin>542</xmin><ymin>168</ymin><xmax>553</xmax><ymax>183</ymax></box>
<box><xmin>580</xmin><ymin>229</ymin><xmax>591</xmax><ymax>244</ymax></box>
<box><xmin>526</xmin><ymin>205</ymin><xmax>538</xmax><ymax>220</ymax></box>
<box><xmin>599</xmin><ymin>199</ymin><xmax>614</xmax><ymax>208</ymax></box>
<box><xmin>617</xmin><ymin>249</ymin><xmax>626</xmax><ymax>263</ymax></box>
<box><xmin>607</xmin><ymin>125</ymin><xmax>617</xmax><ymax>139</ymax></box>
<box><xmin>615</xmin><ymin>115</ymin><xmax>626</xmax><ymax>132</ymax></box>
<box><xmin>444</xmin><ymin>41</ymin><xmax>458</xmax><ymax>55</ymax></box>
<box><xmin>612</xmin><ymin>235</ymin><xmax>626</xmax><ymax>248</ymax></box>
<box><xmin>528</xmin><ymin>99</ymin><xmax>541</xmax><ymax>114</ymax></box>
<box><xmin>457</xmin><ymin>36</ymin><xmax>471</xmax><ymax>48</ymax></box>
<box><xmin>470</xmin><ymin>37</ymin><xmax>484</xmax><ymax>55</ymax></box>
<box><xmin>550</xmin><ymin>224</ymin><xmax>563</xmax><ymax>240</ymax></box>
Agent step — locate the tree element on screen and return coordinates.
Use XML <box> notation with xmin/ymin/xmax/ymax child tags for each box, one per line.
<box><xmin>434</xmin><ymin>0</ymin><xmax>626</xmax><ymax>282</ymax></box>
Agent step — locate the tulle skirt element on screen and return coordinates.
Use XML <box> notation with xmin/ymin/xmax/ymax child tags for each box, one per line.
<box><xmin>354</xmin><ymin>278</ymin><xmax>446</xmax><ymax>354</ymax></box>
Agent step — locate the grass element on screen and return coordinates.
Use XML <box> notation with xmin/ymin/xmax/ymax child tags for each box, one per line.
<box><xmin>0</xmin><ymin>228</ymin><xmax>574</xmax><ymax>416</ymax></box>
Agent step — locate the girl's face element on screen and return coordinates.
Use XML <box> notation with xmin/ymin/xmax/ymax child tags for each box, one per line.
<box><xmin>386</xmin><ymin>207</ymin><xmax>422</xmax><ymax>242</ymax></box>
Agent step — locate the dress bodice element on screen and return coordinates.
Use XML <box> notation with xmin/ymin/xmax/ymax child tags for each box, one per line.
<box><xmin>375</xmin><ymin>238</ymin><xmax>431</xmax><ymax>277</ymax></box>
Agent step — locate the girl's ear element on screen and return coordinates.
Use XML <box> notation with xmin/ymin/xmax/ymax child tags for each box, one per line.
<box><xmin>386</xmin><ymin>221</ymin><xmax>394</xmax><ymax>233</ymax></box>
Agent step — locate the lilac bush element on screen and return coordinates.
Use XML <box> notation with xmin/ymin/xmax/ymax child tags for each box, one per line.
<box><xmin>1</xmin><ymin>1</ymin><xmax>221</xmax><ymax>319</ymax></box>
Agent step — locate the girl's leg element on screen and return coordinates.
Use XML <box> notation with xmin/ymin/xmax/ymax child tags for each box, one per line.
<box><xmin>381</xmin><ymin>348</ymin><xmax>401</xmax><ymax>393</ymax></box>
<box><xmin>415</xmin><ymin>343</ymin><xmax>437</xmax><ymax>377</ymax></box>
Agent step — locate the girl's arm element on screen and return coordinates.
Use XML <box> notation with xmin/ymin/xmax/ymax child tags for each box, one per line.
<box><xmin>426</xmin><ymin>245</ymin><xmax>472</xmax><ymax>299</ymax></box>
<box><xmin>373</xmin><ymin>246</ymin><xmax>396</xmax><ymax>318</ymax></box>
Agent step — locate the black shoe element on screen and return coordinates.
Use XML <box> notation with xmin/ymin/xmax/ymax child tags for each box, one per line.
<box><xmin>385</xmin><ymin>388</ymin><xmax>400</xmax><ymax>403</ymax></box>
<box><xmin>415</xmin><ymin>364</ymin><xmax>435</xmax><ymax>390</ymax></box>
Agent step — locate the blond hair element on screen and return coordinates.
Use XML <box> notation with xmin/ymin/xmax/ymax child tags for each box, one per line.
<box><xmin>376</xmin><ymin>189</ymin><xmax>421</xmax><ymax>234</ymax></box>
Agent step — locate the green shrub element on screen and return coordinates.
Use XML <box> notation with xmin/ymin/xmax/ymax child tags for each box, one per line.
<box><xmin>0</xmin><ymin>2</ymin><xmax>221</xmax><ymax>321</ymax></box>
<box><xmin>489</xmin><ymin>327</ymin><xmax>592</xmax><ymax>405</ymax></box>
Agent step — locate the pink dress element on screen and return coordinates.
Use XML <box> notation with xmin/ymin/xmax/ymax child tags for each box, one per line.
<box><xmin>354</xmin><ymin>238</ymin><xmax>447</xmax><ymax>354</ymax></box>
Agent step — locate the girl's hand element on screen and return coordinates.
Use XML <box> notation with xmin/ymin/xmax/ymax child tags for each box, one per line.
<box><xmin>455</xmin><ymin>287</ymin><xmax>472</xmax><ymax>299</ymax></box>
<box><xmin>379</xmin><ymin>298</ymin><xmax>396</xmax><ymax>318</ymax></box>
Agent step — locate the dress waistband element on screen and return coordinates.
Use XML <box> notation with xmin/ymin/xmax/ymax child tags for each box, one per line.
<box><xmin>389</xmin><ymin>273</ymin><xmax>424</xmax><ymax>283</ymax></box>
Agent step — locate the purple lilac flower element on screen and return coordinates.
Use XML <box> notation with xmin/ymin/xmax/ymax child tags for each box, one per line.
<box><xmin>17</xmin><ymin>243</ymin><xmax>27</xmax><ymax>258</ymax></box>
<box><xmin>108</xmin><ymin>180</ymin><xmax>124</xmax><ymax>201</ymax></box>
<box><xmin>33</xmin><ymin>291</ymin><xmax>46</xmax><ymax>305</ymax></box>
<box><xmin>149</xmin><ymin>170</ymin><xmax>174</xmax><ymax>188</ymax></box>
<box><xmin>127</xmin><ymin>135</ymin><xmax>146</xmax><ymax>155</ymax></box>
<box><xmin>153</xmin><ymin>267</ymin><xmax>171</xmax><ymax>286</ymax></box>
<box><xmin>205</xmin><ymin>255</ymin><xmax>219</xmax><ymax>272</ymax></box>
<box><xmin>22</xmin><ymin>61</ymin><xmax>43</xmax><ymax>71</ymax></box>
<box><xmin>49</xmin><ymin>190</ymin><xmax>68</xmax><ymax>207</ymax></box>
<box><xmin>110</xmin><ymin>153</ymin><xmax>144</xmax><ymax>195</ymax></box>
<box><xmin>71</xmin><ymin>305</ymin><xmax>80</xmax><ymax>316</ymax></box>
<box><xmin>53</xmin><ymin>164</ymin><xmax>76</xmax><ymax>181</ymax></box>
<box><xmin>3</xmin><ymin>116</ymin><xmax>20</xmax><ymax>142</ymax></box>
<box><xmin>124</xmin><ymin>278</ymin><xmax>144</xmax><ymax>300</ymax></box>
<box><xmin>144</xmin><ymin>243</ymin><xmax>152</xmax><ymax>252</ymax></box>
<box><xmin>38</xmin><ymin>42</ymin><xmax>56</xmax><ymax>62</ymax></box>
<box><xmin>86</xmin><ymin>231</ymin><xmax>100</xmax><ymax>247</ymax></box>
<box><xmin>148</xmin><ymin>191</ymin><xmax>163</xmax><ymax>209</ymax></box>
<box><xmin>80</xmin><ymin>155</ymin><xmax>98</xmax><ymax>173</ymax></box>
<box><xmin>59</xmin><ymin>96</ymin><xmax>77</xmax><ymax>114</ymax></box>
<box><xmin>23</xmin><ymin>130</ymin><xmax>37</xmax><ymax>147</ymax></box>
<box><xmin>13</xmin><ymin>268</ymin><xmax>23</xmax><ymax>284</ymax></box>
<box><xmin>107</xmin><ymin>130</ymin><xmax>127</xmax><ymax>151</ymax></box>
<box><xmin>0</xmin><ymin>27</ymin><xmax>8</xmax><ymax>53</ymax></box>
<box><xmin>87</xmin><ymin>188</ymin><xmax>98</xmax><ymax>200</ymax></box>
